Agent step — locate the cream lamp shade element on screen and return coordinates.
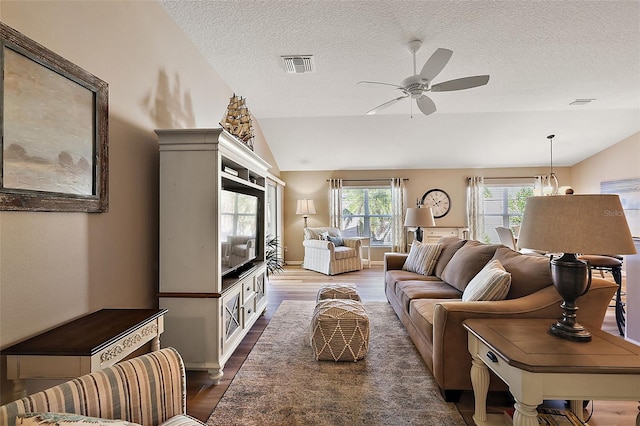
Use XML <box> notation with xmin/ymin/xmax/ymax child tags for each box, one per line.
<box><xmin>404</xmin><ymin>207</ymin><xmax>435</xmax><ymax>242</ymax></box>
<box><xmin>296</xmin><ymin>199</ymin><xmax>316</xmax><ymax>227</ymax></box>
<box><xmin>518</xmin><ymin>194</ymin><xmax>636</xmax><ymax>342</ymax></box>
<box><xmin>517</xmin><ymin>194</ymin><xmax>636</xmax><ymax>255</ymax></box>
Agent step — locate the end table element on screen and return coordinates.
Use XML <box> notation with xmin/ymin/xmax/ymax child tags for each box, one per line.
<box><xmin>463</xmin><ymin>318</ymin><xmax>640</xmax><ymax>426</ymax></box>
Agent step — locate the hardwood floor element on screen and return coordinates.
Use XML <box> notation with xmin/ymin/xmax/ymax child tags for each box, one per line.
<box><xmin>186</xmin><ymin>265</ymin><xmax>638</xmax><ymax>425</ymax></box>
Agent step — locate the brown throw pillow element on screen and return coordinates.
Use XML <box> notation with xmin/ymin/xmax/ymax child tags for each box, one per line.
<box><xmin>433</xmin><ymin>237</ymin><xmax>468</xmax><ymax>279</ymax></box>
<box><xmin>440</xmin><ymin>242</ymin><xmax>502</xmax><ymax>292</ymax></box>
<box><xmin>490</xmin><ymin>247</ymin><xmax>553</xmax><ymax>299</ymax></box>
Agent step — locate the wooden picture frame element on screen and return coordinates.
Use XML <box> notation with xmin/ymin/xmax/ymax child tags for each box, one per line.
<box><xmin>0</xmin><ymin>21</ymin><xmax>108</xmax><ymax>212</ymax></box>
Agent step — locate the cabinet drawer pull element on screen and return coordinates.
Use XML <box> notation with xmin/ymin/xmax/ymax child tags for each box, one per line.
<box><xmin>486</xmin><ymin>351</ymin><xmax>498</xmax><ymax>363</ymax></box>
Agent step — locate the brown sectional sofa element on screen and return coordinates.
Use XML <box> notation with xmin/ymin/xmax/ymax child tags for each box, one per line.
<box><xmin>384</xmin><ymin>237</ymin><xmax>618</xmax><ymax>402</ymax></box>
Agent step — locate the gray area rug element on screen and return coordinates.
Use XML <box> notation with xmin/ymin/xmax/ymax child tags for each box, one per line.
<box><xmin>208</xmin><ymin>300</ymin><xmax>466</xmax><ymax>425</ymax></box>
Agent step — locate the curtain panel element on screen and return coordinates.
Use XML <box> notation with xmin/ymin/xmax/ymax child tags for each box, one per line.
<box><xmin>328</xmin><ymin>179</ymin><xmax>342</xmax><ymax>229</ymax></box>
<box><xmin>391</xmin><ymin>178</ymin><xmax>407</xmax><ymax>253</ymax></box>
<box><xmin>467</xmin><ymin>176</ymin><xmax>484</xmax><ymax>241</ymax></box>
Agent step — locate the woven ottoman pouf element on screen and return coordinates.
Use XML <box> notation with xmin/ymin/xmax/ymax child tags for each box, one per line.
<box><xmin>316</xmin><ymin>283</ymin><xmax>361</xmax><ymax>302</ymax></box>
<box><xmin>310</xmin><ymin>299</ymin><xmax>370</xmax><ymax>362</ymax></box>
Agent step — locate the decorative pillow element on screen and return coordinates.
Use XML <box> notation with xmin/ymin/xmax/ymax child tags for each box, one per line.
<box><xmin>462</xmin><ymin>259</ymin><xmax>512</xmax><ymax>302</ymax></box>
<box><xmin>327</xmin><ymin>235</ymin><xmax>344</xmax><ymax>246</ymax></box>
<box><xmin>319</xmin><ymin>231</ymin><xmax>330</xmax><ymax>241</ymax></box>
<box><xmin>17</xmin><ymin>413</ymin><xmax>140</xmax><ymax>425</ymax></box>
<box><xmin>402</xmin><ymin>242</ymin><xmax>443</xmax><ymax>276</ymax></box>
<box><xmin>440</xmin><ymin>242</ymin><xmax>502</xmax><ymax>292</ymax></box>
<box><xmin>490</xmin><ymin>247</ymin><xmax>553</xmax><ymax>299</ymax></box>
<box><xmin>433</xmin><ymin>237</ymin><xmax>468</xmax><ymax>279</ymax></box>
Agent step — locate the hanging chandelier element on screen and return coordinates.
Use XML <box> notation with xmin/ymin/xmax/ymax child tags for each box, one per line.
<box><xmin>542</xmin><ymin>134</ymin><xmax>559</xmax><ymax>195</ymax></box>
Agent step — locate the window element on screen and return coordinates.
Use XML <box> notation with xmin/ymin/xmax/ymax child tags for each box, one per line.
<box><xmin>480</xmin><ymin>181</ymin><xmax>534</xmax><ymax>244</ymax></box>
<box><xmin>340</xmin><ymin>186</ymin><xmax>392</xmax><ymax>246</ymax></box>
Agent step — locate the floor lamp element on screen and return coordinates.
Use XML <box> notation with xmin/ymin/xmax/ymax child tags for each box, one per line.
<box><xmin>404</xmin><ymin>206</ymin><xmax>435</xmax><ymax>243</ymax></box>
<box><xmin>518</xmin><ymin>194</ymin><xmax>636</xmax><ymax>342</ymax></box>
<box><xmin>296</xmin><ymin>199</ymin><xmax>316</xmax><ymax>228</ymax></box>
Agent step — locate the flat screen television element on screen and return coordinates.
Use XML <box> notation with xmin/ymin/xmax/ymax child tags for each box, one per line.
<box><xmin>220</xmin><ymin>189</ymin><xmax>259</xmax><ymax>277</ymax></box>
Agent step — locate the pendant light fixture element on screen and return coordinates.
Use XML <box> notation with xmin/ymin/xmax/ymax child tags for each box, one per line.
<box><xmin>542</xmin><ymin>134</ymin><xmax>559</xmax><ymax>195</ymax></box>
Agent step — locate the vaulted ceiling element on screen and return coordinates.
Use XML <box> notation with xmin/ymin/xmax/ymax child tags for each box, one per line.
<box><xmin>159</xmin><ymin>0</ymin><xmax>640</xmax><ymax>172</ymax></box>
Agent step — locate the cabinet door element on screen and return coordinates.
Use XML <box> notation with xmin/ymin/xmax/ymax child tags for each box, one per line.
<box><xmin>222</xmin><ymin>285</ymin><xmax>243</xmax><ymax>354</ymax></box>
<box><xmin>255</xmin><ymin>271</ymin><xmax>266</xmax><ymax>305</ymax></box>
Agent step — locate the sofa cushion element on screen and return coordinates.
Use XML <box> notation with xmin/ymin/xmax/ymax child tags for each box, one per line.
<box><xmin>385</xmin><ymin>270</ymin><xmax>439</xmax><ymax>294</ymax></box>
<box><xmin>491</xmin><ymin>247</ymin><xmax>554</xmax><ymax>299</ymax></box>
<box><xmin>403</xmin><ymin>242</ymin><xmax>443</xmax><ymax>275</ymax></box>
<box><xmin>462</xmin><ymin>259</ymin><xmax>511</xmax><ymax>301</ymax></box>
<box><xmin>334</xmin><ymin>246</ymin><xmax>356</xmax><ymax>260</ymax></box>
<box><xmin>408</xmin><ymin>299</ymin><xmax>451</xmax><ymax>343</ymax></box>
<box><xmin>396</xmin><ymin>281</ymin><xmax>463</xmax><ymax>311</ymax></box>
<box><xmin>433</xmin><ymin>237</ymin><xmax>468</xmax><ymax>279</ymax></box>
<box><xmin>441</xmin><ymin>242</ymin><xmax>502</xmax><ymax>292</ymax></box>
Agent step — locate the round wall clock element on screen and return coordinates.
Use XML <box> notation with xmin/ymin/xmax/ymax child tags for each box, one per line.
<box><xmin>421</xmin><ymin>189</ymin><xmax>451</xmax><ymax>218</ymax></box>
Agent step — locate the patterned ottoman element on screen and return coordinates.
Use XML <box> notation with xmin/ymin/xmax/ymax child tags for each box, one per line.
<box><xmin>316</xmin><ymin>284</ymin><xmax>361</xmax><ymax>302</ymax></box>
<box><xmin>310</xmin><ymin>299</ymin><xmax>370</xmax><ymax>362</ymax></box>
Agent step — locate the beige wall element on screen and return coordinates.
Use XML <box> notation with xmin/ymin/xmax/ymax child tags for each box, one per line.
<box><xmin>572</xmin><ymin>132</ymin><xmax>640</xmax><ymax>193</ymax></box>
<box><xmin>0</xmin><ymin>1</ymin><xmax>278</xmax><ymax>401</ymax></box>
<box><xmin>281</xmin><ymin>166</ymin><xmax>572</xmax><ymax>264</ymax></box>
<box><xmin>572</xmin><ymin>131</ymin><xmax>640</xmax><ymax>236</ymax></box>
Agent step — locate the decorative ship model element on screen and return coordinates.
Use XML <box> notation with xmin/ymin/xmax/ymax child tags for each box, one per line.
<box><xmin>220</xmin><ymin>94</ymin><xmax>255</xmax><ymax>151</ymax></box>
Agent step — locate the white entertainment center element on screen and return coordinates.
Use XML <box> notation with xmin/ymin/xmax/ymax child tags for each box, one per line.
<box><xmin>157</xmin><ymin>128</ymin><xmax>270</xmax><ymax>383</ymax></box>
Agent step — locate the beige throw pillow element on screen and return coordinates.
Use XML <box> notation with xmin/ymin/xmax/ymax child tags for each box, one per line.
<box><xmin>462</xmin><ymin>259</ymin><xmax>512</xmax><ymax>301</ymax></box>
<box><xmin>402</xmin><ymin>242</ymin><xmax>443</xmax><ymax>276</ymax></box>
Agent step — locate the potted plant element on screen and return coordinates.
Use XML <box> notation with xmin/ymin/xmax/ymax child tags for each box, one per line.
<box><xmin>265</xmin><ymin>235</ymin><xmax>285</xmax><ymax>275</ymax></box>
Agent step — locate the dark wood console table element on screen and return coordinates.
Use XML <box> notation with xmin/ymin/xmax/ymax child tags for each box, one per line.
<box><xmin>2</xmin><ymin>308</ymin><xmax>167</xmax><ymax>400</ymax></box>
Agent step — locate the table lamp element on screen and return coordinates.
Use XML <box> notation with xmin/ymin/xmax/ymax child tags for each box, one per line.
<box><xmin>404</xmin><ymin>206</ymin><xmax>436</xmax><ymax>243</ymax></box>
<box><xmin>518</xmin><ymin>194</ymin><xmax>636</xmax><ymax>342</ymax></box>
<box><xmin>296</xmin><ymin>199</ymin><xmax>316</xmax><ymax>228</ymax></box>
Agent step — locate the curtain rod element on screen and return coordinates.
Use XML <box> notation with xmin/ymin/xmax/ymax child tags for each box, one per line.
<box><xmin>326</xmin><ymin>178</ymin><xmax>409</xmax><ymax>182</ymax></box>
<box><xmin>468</xmin><ymin>176</ymin><xmax>534</xmax><ymax>180</ymax></box>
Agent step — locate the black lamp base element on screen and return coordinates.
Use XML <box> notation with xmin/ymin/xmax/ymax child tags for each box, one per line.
<box><xmin>414</xmin><ymin>227</ymin><xmax>423</xmax><ymax>243</ymax></box>
<box><xmin>549</xmin><ymin>253</ymin><xmax>593</xmax><ymax>342</ymax></box>
<box><xmin>549</xmin><ymin>320</ymin><xmax>592</xmax><ymax>342</ymax></box>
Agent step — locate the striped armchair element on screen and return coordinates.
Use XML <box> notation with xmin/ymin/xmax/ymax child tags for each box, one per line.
<box><xmin>302</xmin><ymin>227</ymin><xmax>363</xmax><ymax>275</ymax></box>
<box><xmin>0</xmin><ymin>348</ymin><xmax>204</xmax><ymax>426</ymax></box>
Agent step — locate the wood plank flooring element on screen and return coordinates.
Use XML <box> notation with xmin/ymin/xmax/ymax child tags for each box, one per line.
<box><xmin>186</xmin><ymin>265</ymin><xmax>639</xmax><ymax>425</ymax></box>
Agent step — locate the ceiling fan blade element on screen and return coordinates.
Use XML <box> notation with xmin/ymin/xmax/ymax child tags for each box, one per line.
<box><xmin>416</xmin><ymin>95</ymin><xmax>436</xmax><ymax>115</ymax></box>
<box><xmin>365</xmin><ymin>95</ymin><xmax>408</xmax><ymax>115</ymax></box>
<box><xmin>430</xmin><ymin>75</ymin><xmax>490</xmax><ymax>92</ymax></box>
<box><xmin>358</xmin><ymin>80</ymin><xmax>403</xmax><ymax>89</ymax></box>
<box><xmin>419</xmin><ymin>48</ymin><xmax>453</xmax><ymax>82</ymax></box>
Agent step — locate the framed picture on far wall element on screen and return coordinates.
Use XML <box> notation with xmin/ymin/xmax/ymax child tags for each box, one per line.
<box><xmin>0</xmin><ymin>21</ymin><xmax>108</xmax><ymax>212</ymax></box>
<box><xmin>601</xmin><ymin>178</ymin><xmax>640</xmax><ymax>237</ymax></box>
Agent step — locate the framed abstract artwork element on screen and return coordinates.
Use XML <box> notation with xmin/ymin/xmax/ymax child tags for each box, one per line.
<box><xmin>0</xmin><ymin>21</ymin><xmax>108</xmax><ymax>212</ymax></box>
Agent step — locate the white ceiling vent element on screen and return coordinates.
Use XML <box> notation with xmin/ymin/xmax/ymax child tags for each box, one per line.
<box><xmin>570</xmin><ymin>98</ymin><xmax>596</xmax><ymax>106</ymax></box>
<box><xmin>282</xmin><ymin>55</ymin><xmax>315</xmax><ymax>73</ymax></box>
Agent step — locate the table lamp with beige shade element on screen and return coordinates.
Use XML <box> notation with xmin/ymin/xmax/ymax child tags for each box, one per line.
<box><xmin>518</xmin><ymin>194</ymin><xmax>636</xmax><ymax>342</ymax></box>
<box><xmin>296</xmin><ymin>199</ymin><xmax>316</xmax><ymax>228</ymax></box>
<box><xmin>404</xmin><ymin>206</ymin><xmax>436</xmax><ymax>243</ymax></box>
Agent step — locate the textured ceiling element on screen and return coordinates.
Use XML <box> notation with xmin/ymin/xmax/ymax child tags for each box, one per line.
<box><xmin>159</xmin><ymin>0</ymin><xmax>640</xmax><ymax>172</ymax></box>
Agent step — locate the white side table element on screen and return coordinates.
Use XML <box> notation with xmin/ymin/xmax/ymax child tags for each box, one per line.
<box><xmin>463</xmin><ymin>318</ymin><xmax>640</xmax><ymax>426</ymax></box>
<box><xmin>352</xmin><ymin>236</ymin><xmax>371</xmax><ymax>268</ymax></box>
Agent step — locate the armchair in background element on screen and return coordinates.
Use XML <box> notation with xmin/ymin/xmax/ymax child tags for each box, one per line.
<box><xmin>302</xmin><ymin>227</ymin><xmax>363</xmax><ymax>275</ymax></box>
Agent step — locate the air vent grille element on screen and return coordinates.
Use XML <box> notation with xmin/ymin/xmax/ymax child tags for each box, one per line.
<box><xmin>282</xmin><ymin>55</ymin><xmax>314</xmax><ymax>73</ymax></box>
<box><xmin>570</xmin><ymin>98</ymin><xmax>596</xmax><ymax>106</ymax></box>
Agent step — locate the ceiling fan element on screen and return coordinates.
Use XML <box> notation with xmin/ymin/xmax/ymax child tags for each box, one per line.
<box><xmin>358</xmin><ymin>40</ymin><xmax>490</xmax><ymax>116</ymax></box>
